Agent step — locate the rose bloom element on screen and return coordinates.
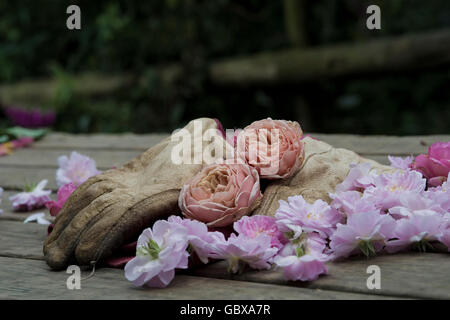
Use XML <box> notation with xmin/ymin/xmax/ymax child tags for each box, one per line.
<box><xmin>411</xmin><ymin>141</ymin><xmax>450</xmax><ymax>187</ymax></box>
<box><xmin>236</xmin><ymin>118</ymin><xmax>305</xmax><ymax>179</ymax></box>
<box><xmin>179</xmin><ymin>163</ymin><xmax>262</xmax><ymax>227</ymax></box>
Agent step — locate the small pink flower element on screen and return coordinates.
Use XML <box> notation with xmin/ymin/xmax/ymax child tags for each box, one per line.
<box><xmin>425</xmin><ymin>173</ymin><xmax>450</xmax><ymax>212</ymax></box>
<box><xmin>335</xmin><ymin>162</ymin><xmax>377</xmax><ymax>193</ymax></box>
<box><xmin>329</xmin><ymin>210</ymin><xmax>396</xmax><ymax>259</ymax></box>
<box><xmin>363</xmin><ymin>170</ymin><xmax>426</xmax><ymax>210</ymax></box>
<box><xmin>388</xmin><ymin>155</ymin><xmax>414</xmax><ymax>170</ymax></box>
<box><xmin>411</xmin><ymin>141</ymin><xmax>450</xmax><ymax>187</ymax></box>
<box><xmin>275</xmin><ymin>195</ymin><xmax>342</xmax><ymax>238</ymax></box>
<box><xmin>386</xmin><ymin>214</ymin><xmax>443</xmax><ymax>253</ymax></box>
<box><xmin>45</xmin><ymin>183</ymin><xmax>77</xmax><ymax>217</ymax></box>
<box><xmin>274</xmin><ymin>233</ymin><xmax>328</xmax><ymax>282</ymax></box>
<box><xmin>210</xmin><ymin>233</ymin><xmax>278</xmax><ymax>274</ymax></box>
<box><xmin>439</xmin><ymin>217</ymin><xmax>450</xmax><ymax>251</ymax></box>
<box><xmin>236</xmin><ymin>118</ymin><xmax>305</xmax><ymax>179</ymax></box>
<box><xmin>167</xmin><ymin>215</ymin><xmax>225</xmax><ymax>263</ymax></box>
<box><xmin>179</xmin><ymin>163</ymin><xmax>262</xmax><ymax>227</ymax></box>
<box><xmin>56</xmin><ymin>151</ymin><xmax>101</xmax><ymax>187</ymax></box>
<box><xmin>330</xmin><ymin>190</ymin><xmax>378</xmax><ymax>217</ymax></box>
<box><xmin>9</xmin><ymin>179</ymin><xmax>52</xmax><ymax>211</ymax></box>
<box><xmin>388</xmin><ymin>193</ymin><xmax>444</xmax><ymax>219</ymax></box>
<box><xmin>233</xmin><ymin>215</ymin><xmax>287</xmax><ymax>249</ymax></box>
<box><xmin>124</xmin><ymin>220</ymin><xmax>189</xmax><ymax>288</ymax></box>
<box><xmin>10</xmin><ymin>137</ymin><xmax>34</xmax><ymax>149</ymax></box>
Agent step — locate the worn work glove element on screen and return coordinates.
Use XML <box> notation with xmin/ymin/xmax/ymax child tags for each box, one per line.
<box><xmin>254</xmin><ymin>136</ymin><xmax>395</xmax><ymax>216</ymax></box>
<box><xmin>44</xmin><ymin>118</ymin><xmax>227</xmax><ymax>270</ymax></box>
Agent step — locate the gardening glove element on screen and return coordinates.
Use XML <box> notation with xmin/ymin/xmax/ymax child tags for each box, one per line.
<box><xmin>44</xmin><ymin>118</ymin><xmax>228</xmax><ymax>270</ymax></box>
<box><xmin>253</xmin><ymin>136</ymin><xmax>396</xmax><ymax>216</ymax></box>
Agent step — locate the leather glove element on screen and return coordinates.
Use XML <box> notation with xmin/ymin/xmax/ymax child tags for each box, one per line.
<box><xmin>254</xmin><ymin>136</ymin><xmax>395</xmax><ymax>216</ymax></box>
<box><xmin>44</xmin><ymin>118</ymin><xmax>227</xmax><ymax>269</ymax></box>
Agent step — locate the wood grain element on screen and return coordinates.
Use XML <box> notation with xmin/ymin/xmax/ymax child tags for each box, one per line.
<box><xmin>32</xmin><ymin>133</ymin><xmax>450</xmax><ymax>155</ymax></box>
<box><xmin>0</xmin><ymin>256</ymin><xmax>395</xmax><ymax>300</ymax></box>
<box><xmin>0</xmin><ymin>220</ymin><xmax>47</xmax><ymax>260</ymax></box>
<box><xmin>0</xmin><ymin>148</ymin><xmax>141</xmax><ymax>170</ymax></box>
<box><xmin>190</xmin><ymin>253</ymin><xmax>450</xmax><ymax>299</ymax></box>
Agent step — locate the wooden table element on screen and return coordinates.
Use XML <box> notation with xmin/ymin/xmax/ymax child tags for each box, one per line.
<box><xmin>1</xmin><ymin>132</ymin><xmax>449</xmax><ymax>300</ymax></box>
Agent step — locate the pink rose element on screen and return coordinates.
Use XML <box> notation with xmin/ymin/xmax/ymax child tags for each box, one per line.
<box><xmin>236</xmin><ymin>118</ymin><xmax>304</xmax><ymax>179</ymax></box>
<box><xmin>179</xmin><ymin>163</ymin><xmax>262</xmax><ymax>227</ymax></box>
<box><xmin>411</xmin><ymin>142</ymin><xmax>450</xmax><ymax>187</ymax></box>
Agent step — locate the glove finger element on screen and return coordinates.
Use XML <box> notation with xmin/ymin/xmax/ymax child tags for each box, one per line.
<box><xmin>74</xmin><ymin>189</ymin><xmax>180</xmax><ymax>266</ymax></box>
<box><xmin>46</xmin><ymin>175</ymin><xmax>115</xmax><ymax>244</ymax></box>
<box><xmin>44</xmin><ymin>189</ymin><xmax>123</xmax><ymax>270</ymax></box>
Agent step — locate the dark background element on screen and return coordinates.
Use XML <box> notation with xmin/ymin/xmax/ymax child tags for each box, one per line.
<box><xmin>1</xmin><ymin>0</ymin><xmax>449</xmax><ymax>134</ymax></box>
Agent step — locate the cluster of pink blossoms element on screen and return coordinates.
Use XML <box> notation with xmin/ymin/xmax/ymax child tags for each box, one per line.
<box><xmin>329</xmin><ymin>159</ymin><xmax>449</xmax><ymax>259</ymax></box>
<box><xmin>125</xmin><ymin>152</ymin><xmax>450</xmax><ymax>288</ymax></box>
<box><xmin>125</xmin><ymin>215</ymin><xmax>288</xmax><ymax>288</ymax></box>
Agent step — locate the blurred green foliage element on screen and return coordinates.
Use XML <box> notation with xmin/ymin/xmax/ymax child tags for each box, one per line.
<box><xmin>0</xmin><ymin>0</ymin><xmax>449</xmax><ymax>134</ymax></box>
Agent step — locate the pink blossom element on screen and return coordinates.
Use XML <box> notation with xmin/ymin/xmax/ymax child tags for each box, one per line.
<box><xmin>425</xmin><ymin>173</ymin><xmax>450</xmax><ymax>212</ymax></box>
<box><xmin>210</xmin><ymin>233</ymin><xmax>278</xmax><ymax>274</ymax></box>
<box><xmin>386</xmin><ymin>214</ymin><xmax>443</xmax><ymax>253</ymax></box>
<box><xmin>411</xmin><ymin>142</ymin><xmax>450</xmax><ymax>187</ymax></box>
<box><xmin>329</xmin><ymin>210</ymin><xmax>396</xmax><ymax>259</ymax></box>
<box><xmin>275</xmin><ymin>195</ymin><xmax>342</xmax><ymax>238</ymax></box>
<box><xmin>388</xmin><ymin>155</ymin><xmax>414</xmax><ymax>170</ymax></box>
<box><xmin>167</xmin><ymin>215</ymin><xmax>225</xmax><ymax>263</ymax></box>
<box><xmin>233</xmin><ymin>215</ymin><xmax>287</xmax><ymax>249</ymax></box>
<box><xmin>388</xmin><ymin>193</ymin><xmax>444</xmax><ymax>219</ymax></box>
<box><xmin>10</xmin><ymin>137</ymin><xmax>34</xmax><ymax>149</ymax></box>
<box><xmin>363</xmin><ymin>170</ymin><xmax>426</xmax><ymax>210</ymax></box>
<box><xmin>330</xmin><ymin>190</ymin><xmax>378</xmax><ymax>217</ymax></box>
<box><xmin>56</xmin><ymin>151</ymin><xmax>101</xmax><ymax>187</ymax></box>
<box><xmin>439</xmin><ymin>216</ymin><xmax>450</xmax><ymax>251</ymax></box>
<box><xmin>124</xmin><ymin>220</ymin><xmax>189</xmax><ymax>288</ymax></box>
<box><xmin>335</xmin><ymin>162</ymin><xmax>377</xmax><ymax>193</ymax></box>
<box><xmin>274</xmin><ymin>233</ymin><xmax>328</xmax><ymax>282</ymax></box>
<box><xmin>45</xmin><ymin>183</ymin><xmax>77</xmax><ymax>217</ymax></box>
<box><xmin>9</xmin><ymin>179</ymin><xmax>52</xmax><ymax>211</ymax></box>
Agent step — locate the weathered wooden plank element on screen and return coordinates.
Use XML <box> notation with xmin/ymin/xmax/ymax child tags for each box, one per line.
<box><xmin>0</xmin><ymin>149</ymin><xmax>141</xmax><ymax>169</ymax></box>
<box><xmin>0</xmin><ymin>257</ymin><xmax>395</xmax><ymax>300</ymax></box>
<box><xmin>0</xmin><ymin>167</ymin><xmax>58</xmax><ymax>190</ymax></box>
<box><xmin>312</xmin><ymin>134</ymin><xmax>450</xmax><ymax>156</ymax></box>
<box><xmin>34</xmin><ymin>132</ymin><xmax>169</xmax><ymax>151</ymax></box>
<box><xmin>0</xmin><ymin>148</ymin><xmax>389</xmax><ymax>170</ymax></box>
<box><xmin>32</xmin><ymin>132</ymin><xmax>450</xmax><ymax>155</ymax></box>
<box><xmin>0</xmin><ymin>221</ymin><xmax>47</xmax><ymax>260</ymax></box>
<box><xmin>190</xmin><ymin>253</ymin><xmax>450</xmax><ymax>300</ymax></box>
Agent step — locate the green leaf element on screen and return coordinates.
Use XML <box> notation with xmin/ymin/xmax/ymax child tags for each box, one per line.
<box><xmin>4</xmin><ymin>127</ymin><xmax>48</xmax><ymax>140</ymax></box>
